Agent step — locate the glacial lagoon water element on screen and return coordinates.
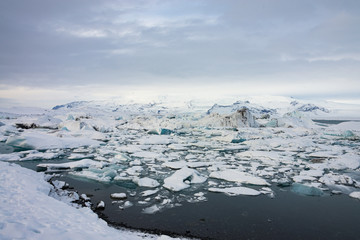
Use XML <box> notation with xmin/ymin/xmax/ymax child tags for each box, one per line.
<box><xmin>16</xmin><ymin>158</ymin><xmax>360</xmax><ymax>240</ymax></box>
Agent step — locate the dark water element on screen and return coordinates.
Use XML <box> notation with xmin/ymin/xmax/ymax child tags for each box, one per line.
<box><xmin>15</xmin><ymin>158</ymin><xmax>360</xmax><ymax>240</ymax></box>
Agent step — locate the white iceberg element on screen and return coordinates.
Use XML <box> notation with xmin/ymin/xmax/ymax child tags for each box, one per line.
<box><xmin>133</xmin><ymin>177</ymin><xmax>160</xmax><ymax>188</ymax></box>
<box><xmin>163</xmin><ymin>167</ymin><xmax>207</xmax><ymax>192</ymax></box>
<box><xmin>209</xmin><ymin>169</ymin><xmax>270</xmax><ymax>186</ymax></box>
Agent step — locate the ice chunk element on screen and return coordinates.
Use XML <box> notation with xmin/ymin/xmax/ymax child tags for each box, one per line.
<box><xmin>299</xmin><ymin>169</ymin><xmax>324</xmax><ymax>177</ymax></box>
<box><xmin>131</xmin><ymin>151</ymin><xmax>163</xmax><ymax>159</ymax></box>
<box><xmin>123</xmin><ymin>201</ymin><xmax>133</xmax><ymax>208</ymax></box>
<box><xmin>96</xmin><ymin>201</ymin><xmax>105</xmax><ymax>209</ymax></box>
<box><xmin>208</xmin><ymin>187</ymin><xmax>261</xmax><ymax>196</ymax></box>
<box><xmin>37</xmin><ymin>159</ymin><xmax>107</xmax><ymax>171</ymax></box>
<box><xmin>162</xmin><ymin>161</ymin><xmax>187</xmax><ymax>170</ymax></box>
<box><xmin>291</xmin><ymin>183</ymin><xmax>324</xmax><ymax>196</ymax></box>
<box><xmin>22</xmin><ymin>151</ymin><xmax>63</xmax><ymax>161</ymax></box>
<box><xmin>160</xmin><ymin>128</ymin><xmax>173</xmax><ymax>135</ymax></box>
<box><xmin>140</xmin><ymin>189</ymin><xmax>159</xmax><ymax>197</ymax></box>
<box><xmin>292</xmin><ymin>175</ymin><xmax>316</xmax><ymax>183</ymax></box>
<box><xmin>209</xmin><ymin>169</ymin><xmax>270</xmax><ymax>186</ymax></box>
<box><xmin>327</xmin><ymin>153</ymin><xmax>360</xmax><ymax>170</ymax></box>
<box><xmin>110</xmin><ymin>193</ymin><xmax>127</xmax><ymax>199</ymax></box>
<box><xmin>6</xmin><ymin>132</ymin><xmax>100</xmax><ymax>150</ymax></box>
<box><xmin>142</xmin><ymin>204</ymin><xmax>161</xmax><ymax>214</ymax></box>
<box><xmin>133</xmin><ymin>177</ymin><xmax>160</xmax><ymax>188</ymax></box>
<box><xmin>349</xmin><ymin>191</ymin><xmax>360</xmax><ymax>200</ymax></box>
<box><xmin>163</xmin><ymin>167</ymin><xmax>207</xmax><ymax>192</ymax></box>
<box><xmin>138</xmin><ymin>135</ymin><xmax>172</xmax><ymax>145</ymax></box>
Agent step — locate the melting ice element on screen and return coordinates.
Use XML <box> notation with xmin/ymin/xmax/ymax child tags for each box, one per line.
<box><xmin>1</xmin><ymin>97</ymin><xmax>360</xmax><ymax>215</ymax></box>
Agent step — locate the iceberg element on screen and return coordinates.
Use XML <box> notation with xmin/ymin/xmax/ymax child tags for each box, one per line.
<box><xmin>110</xmin><ymin>193</ymin><xmax>127</xmax><ymax>199</ymax></box>
<box><xmin>163</xmin><ymin>167</ymin><xmax>207</xmax><ymax>192</ymax></box>
<box><xmin>349</xmin><ymin>191</ymin><xmax>360</xmax><ymax>200</ymax></box>
<box><xmin>291</xmin><ymin>183</ymin><xmax>324</xmax><ymax>196</ymax></box>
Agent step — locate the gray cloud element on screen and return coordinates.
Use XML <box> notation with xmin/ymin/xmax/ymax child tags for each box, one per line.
<box><xmin>0</xmin><ymin>0</ymin><xmax>359</xmax><ymax>99</ymax></box>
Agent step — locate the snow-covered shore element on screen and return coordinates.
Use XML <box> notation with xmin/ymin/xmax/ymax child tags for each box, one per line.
<box><xmin>0</xmin><ymin>161</ymin><xmax>181</xmax><ymax>240</ymax></box>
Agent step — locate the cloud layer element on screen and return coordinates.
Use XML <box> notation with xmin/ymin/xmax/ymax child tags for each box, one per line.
<box><xmin>0</xmin><ymin>0</ymin><xmax>359</xmax><ymax>106</ymax></box>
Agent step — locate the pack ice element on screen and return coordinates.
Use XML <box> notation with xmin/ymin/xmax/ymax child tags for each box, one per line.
<box><xmin>0</xmin><ymin>97</ymin><xmax>360</xmax><ymax>223</ymax></box>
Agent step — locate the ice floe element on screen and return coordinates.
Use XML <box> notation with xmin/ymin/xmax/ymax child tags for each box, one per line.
<box><xmin>209</xmin><ymin>169</ymin><xmax>270</xmax><ymax>186</ymax></box>
<box><xmin>163</xmin><ymin>167</ymin><xmax>207</xmax><ymax>191</ymax></box>
<box><xmin>208</xmin><ymin>187</ymin><xmax>261</xmax><ymax>196</ymax></box>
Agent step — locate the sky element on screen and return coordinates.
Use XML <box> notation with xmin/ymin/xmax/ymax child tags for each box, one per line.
<box><xmin>0</xmin><ymin>0</ymin><xmax>359</xmax><ymax>107</ymax></box>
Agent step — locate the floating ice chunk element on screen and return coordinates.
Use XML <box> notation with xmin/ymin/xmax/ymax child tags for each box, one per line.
<box><xmin>276</xmin><ymin>177</ymin><xmax>292</xmax><ymax>187</ymax></box>
<box><xmin>349</xmin><ymin>191</ymin><xmax>360</xmax><ymax>200</ymax></box>
<box><xmin>123</xmin><ymin>201</ymin><xmax>133</xmax><ymax>208</ymax></box>
<box><xmin>133</xmin><ymin>177</ymin><xmax>160</xmax><ymax>188</ymax></box>
<box><xmin>72</xmin><ymin>167</ymin><xmax>117</xmax><ymax>182</ymax></box>
<box><xmin>110</xmin><ymin>193</ymin><xmax>127</xmax><ymax>199</ymax></box>
<box><xmin>37</xmin><ymin>159</ymin><xmax>107</xmax><ymax>171</ymax></box>
<box><xmin>117</xmin><ymin>145</ymin><xmax>147</xmax><ymax>153</ymax></box>
<box><xmin>140</xmin><ymin>189</ymin><xmax>159</xmax><ymax>197</ymax></box>
<box><xmin>209</xmin><ymin>169</ymin><xmax>270</xmax><ymax>186</ymax></box>
<box><xmin>142</xmin><ymin>204</ymin><xmax>161</xmax><ymax>214</ymax></box>
<box><xmin>80</xmin><ymin>193</ymin><xmax>90</xmax><ymax>201</ymax></box>
<box><xmin>126</xmin><ymin>166</ymin><xmax>143</xmax><ymax>176</ymax></box>
<box><xmin>327</xmin><ymin>153</ymin><xmax>360</xmax><ymax>170</ymax></box>
<box><xmin>129</xmin><ymin>159</ymin><xmax>142</xmax><ymax>166</ymax></box>
<box><xmin>167</xmin><ymin>144</ymin><xmax>189</xmax><ymax>150</ymax></box>
<box><xmin>299</xmin><ymin>169</ymin><xmax>324</xmax><ymax>177</ymax></box>
<box><xmin>68</xmin><ymin>153</ymin><xmax>94</xmax><ymax>160</ymax></box>
<box><xmin>22</xmin><ymin>151</ymin><xmax>63</xmax><ymax>161</ymax></box>
<box><xmin>291</xmin><ymin>183</ymin><xmax>324</xmax><ymax>196</ymax></box>
<box><xmin>131</xmin><ymin>151</ymin><xmax>163</xmax><ymax>159</ymax></box>
<box><xmin>162</xmin><ymin>161</ymin><xmax>187</xmax><ymax>170</ymax></box>
<box><xmin>6</xmin><ymin>132</ymin><xmax>100</xmax><ymax>150</ymax></box>
<box><xmin>163</xmin><ymin>167</ymin><xmax>207</xmax><ymax>192</ymax></box>
<box><xmin>138</xmin><ymin>135</ymin><xmax>172</xmax><ymax>145</ymax></box>
<box><xmin>208</xmin><ymin>187</ymin><xmax>261</xmax><ymax>196</ymax></box>
<box><xmin>160</xmin><ymin>128</ymin><xmax>173</xmax><ymax>135</ymax></box>
<box><xmin>147</xmin><ymin>129</ymin><xmax>159</xmax><ymax>135</ymax></box>
<box><xmin>96</xmin><ymin>201</ymin><xmax>105</xmax><ymax>209</ymax></box>
<box><xmin>292</xmin><ymin>175</ymin><xmax>316</xmax><ymax>183</ymax></box>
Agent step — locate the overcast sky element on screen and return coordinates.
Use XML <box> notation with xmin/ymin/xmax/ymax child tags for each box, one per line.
<box><xmin>0</xmin><ymin>0</ymin><xmax>359</xmax><ymax>107</ymax></box>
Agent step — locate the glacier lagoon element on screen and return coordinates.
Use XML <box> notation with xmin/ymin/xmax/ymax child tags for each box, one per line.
<box><xmin>1</xmin><ymin>97</ymin><xmax>360</xmax><ymax>239</ymax></box>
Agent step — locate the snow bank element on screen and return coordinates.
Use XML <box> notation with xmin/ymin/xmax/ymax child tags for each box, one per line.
<box><xmin>0</xmin><ymin>162</ymin><xmax>179</xmax><ymax>240</ymax></box>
